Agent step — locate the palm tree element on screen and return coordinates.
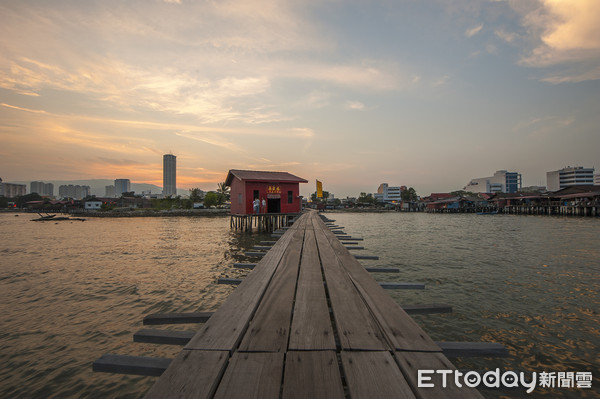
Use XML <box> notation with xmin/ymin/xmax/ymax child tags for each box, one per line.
<box><xmin>217</xmin><ymin>182</ymin><xmax>230</xmax><ymax>204</ymax></box>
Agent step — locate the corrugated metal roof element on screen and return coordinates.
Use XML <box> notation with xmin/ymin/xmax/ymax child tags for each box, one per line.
<box><xmin>225</xmin><ymin>169</ymin><xmax>308</xmax><ymax>186</ymax></box>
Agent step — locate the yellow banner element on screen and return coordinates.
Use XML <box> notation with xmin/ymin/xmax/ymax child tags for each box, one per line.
<box><xmin>316</xmin><ymin>180</ymin><xmax>323</xmax><ymax>198</ymax></box>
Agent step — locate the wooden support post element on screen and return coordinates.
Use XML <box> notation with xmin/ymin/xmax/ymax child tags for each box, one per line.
<box><xmin>93</xmin><ymin>354</ymin><xmax>171</xmax><ymax>377</ymax></box>
<box><xmin>143</xmin><ymin>312</ymin><xmax>213</xmax><ymax>325</ymax></box>
<box><xmin>379</xmin><ymin>282</ymin><xmax>424</xmax><ymax>289</ymax></box>
<box><xmin>234</xmin><ymin>263</ymin><xmax>256</xmax><ymax>269</ymax></box>
<box><xmin>217</xmin><ymin>278</ymin><xmax>243</xmax><ymax>285</ymax></box>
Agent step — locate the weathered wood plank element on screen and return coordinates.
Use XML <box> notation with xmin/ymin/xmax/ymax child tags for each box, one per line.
<box><xmin>233</xmin><ymin>263</ymin><xmax>256</xmax><ymax>269</ymax></box>
<box><xmin>253</xmin><ymin>245</ymin><xmax>272</xmax><ymax>250</ymax></box>
<box><xmin>184</xmin><ymin>216</ymin><xmax>304</xmax><ymax>351</ymax></box>
<box><xmin>393</xmin><ymin>351</ymin><xmax>484</xmax><ymax>398</ymax></box>
<box><xmin>345</xmin><ymin>246</ymin><xmax>364</xmax><ymax>250</ymax></box>
<box><xmin>238</xmin><ymin>226</ymin><xmax>304</xmax><ymax>352</ymax></box>
<box><xmin>213</xmin><ymin>352</ymin><xmax>284</xmax><ymax>399</ymax></box>
<box><xmin>436</xmin><ymin>342</ymin><xmax>508</xmax><ymax>357</ymax></box>
<box><xmin>400</xmin><ymin>304</ymin><xmax>452</xmax><ymax>315</ymax></box>
<box><xmin>315</xmin><ymin>215</ymin><xmax>441</xmax><ymax>352</ymax></box>
<box><xmin>143</xmin><ymin>312</ymin><xmax>213</xmax><ymax>325</ymax></box>
<box><xmin>93</xmin><ymin>354</ymin><xmax>171</xmax><ymax>377</ymax></box>
<box><xmin>366</xmin><ymin>267</ymin><xmax>400</xmax><ymax>273</ymax></box>
<box><xmin>288</xmin><ymin>227</ymin><xmax>336</xmax><ymax>351</ymax></box>
<box><xmin>314</xmin><ymin>219</ymin><xmax>388</xmax><ymax>351</ymax></box>
<box><xmin>354</xmin><ymin>254</ymin><xmax>379</xmax><ymax>260</ymax></box>
<box><xmin>341</xmin><ymin>351</ymin><xmax>416</xmax><ymax>399</ymax></box>
<box><xmin>134</xmin><ymin>329</ymin><xmax>195</xmax><ymax>345</ymax></box>
<box><xmin>217</xmin><ymin>278</ymin><xmax>243</xmax><ymax>285</ymax></box>
<box><xmin>379</xmin><ymin>282</ymin><xmax>425</xmax><ymax>290</ymax></box>
<box><xmin>144</xmin><ymin>350</ymin><xmax>229</xmax><ymax>399</ymax></box>
<box><xmin>245</xmin><ymin>251</ymin><xmax>266</xmax><ymax>257</ymax></box>
<box><xmin>282</xmin><ymin>351</ymin><xmax>344</xmax><ymax>399</ymax></box>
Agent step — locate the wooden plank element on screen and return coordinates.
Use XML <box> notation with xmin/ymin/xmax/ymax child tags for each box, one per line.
<box><xmin>144</xmin><ymin>350</ymin><xmax>229</xmax><ymax>399</ymax></box>
<box><xmin>400</xmin><ymin>304</ymin><xmax>452</xmax><ymax>315</ymax></box>
<box><xmin>253</xmin><ymin>245</ymin><xmax>272</xmax><ymax>250</ymax></box>
<box><xmin>354</xmin><ymin>254</ymin><xmax>379</xmax><ymax>260</ymax></box>
<box><xmin>233</xmin><ymin>263</ymin><xmax>256</xmax><ymax>269</ymax></box>
<box><xmin>143</xmin><ymin>312</ymin><xmax>213</xmax><ymax>325</ymax></box>
<box><xmin>314</xmin><ymin>215</ymin><xmax>440</xmax><ymax>352</ymax></box>
<box><xmin>213</xmin><ymin>352</ymin><xmax>284</xmax><ymax>399</ymax></box>
<box><xmin>379</xmin><ymin>282</ymin><xmax>425</xmax><ymax>290</ymax></box>
<box><xmin>288</xmin><ymin>227</ymin><xmax>336</xmax><ymax>351</ymax></box>
<box><xmin>238</xmin><ymin>226</ymin><xmax>304</xmax><ymax>352</ymax></box>
<box><xmin>345</xmin><ymin>246</ymin><xmax>364</xmax><ymax>250</ymax></box>
<box><xmin>436</xmin><ymin>342</ymin><xmax>508</xmax><ymax>357</ymax></box>
<box><xmin>245</xmin><ymin>251</ymin><xmax>266</xmax><ymax>257</ymax></box>
<box><xmin>93</xmin><ymin>354</ymin><xmax>170</xmax><ymax>377</ymax></box>
<box><xmin>393</xmin><ymin>351</ymin><xmax>484</xmax><ymax>398</ymax></box>
<box><xmin>260</xmin><ymin>241</ymin><xmax>277</xmax><ymax>245</ymax></box>
<box><xmin>217</xmin><ymin>278</ymin><xmax>243</xmax><ymax>285</ymax></box>
<box><xmin>184</xmin><ymin>215</ymin><xmax>305</xmax><ymax>351</ymax></box>
<box><xmin>282</xmin><ymin>351</ymin><xmax>344</xmax><ymax>399</ymax></box>
<box><xmin>366</xmin><ymin>267</ymin><xmax>400</xmax><ymax>273</ymax></box>
<box><xmin>341</xmin><ymin>351</ymin><xmax>416</xmax><ymax>399</ymax></box>
<box><xmin>134</xmin><ymin>329</ymin><xmax>195</xmax><ymax>345</ymax></box>
<box><xmin>314</xmin><ymin>219</ymin><xmax>388</xmax><ymax>351</ymax></box>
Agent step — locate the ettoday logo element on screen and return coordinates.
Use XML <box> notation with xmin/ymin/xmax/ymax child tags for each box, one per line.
<box><xmin>418</xmin><ymin>369</ymin><xmax>593</xmax><ymax>393</ymax></box>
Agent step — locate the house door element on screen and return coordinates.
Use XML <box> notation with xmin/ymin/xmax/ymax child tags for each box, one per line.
<box><xmin>267</xmin><ymin>198</ymin><xmax>280</xmax><ymax>213</ymax></box>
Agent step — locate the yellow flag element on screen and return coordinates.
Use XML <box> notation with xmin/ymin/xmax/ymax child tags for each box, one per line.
<box><xmin>316</xmin><ymin>180</ymin><xmax>323</xmax><ymax>198</ymax></box>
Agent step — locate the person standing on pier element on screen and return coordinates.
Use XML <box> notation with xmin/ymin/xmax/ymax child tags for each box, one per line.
<box><xmin>253</xmin><ymin>198</ymin><xmax>260</xmax><ymax>214</ymax></box>
<box><xmin>261</xmin><ymin>197</ymin><xmax>266</xmax><ymax>213</ymax></box>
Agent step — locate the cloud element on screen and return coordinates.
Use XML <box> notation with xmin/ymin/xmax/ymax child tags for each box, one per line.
<box><xmin>465</xmin><ymin>24</ymin><xmax>484</xmax><ymax>38</ymax></box>
<box><xmin>345</xmin><ymin>101</ymin><xmax>365</xmax><ymax>111</ymax></box>
<box><xmin>513</xmin><ymin>0</ymin><xmax>600</xmax><ymax>82</ymax></box>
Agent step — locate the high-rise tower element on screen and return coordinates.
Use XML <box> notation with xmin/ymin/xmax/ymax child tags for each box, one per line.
<box><xmin>163</xmin><ymin>154</ymin><xmax>176</xmax><ymax>197</ymax></box>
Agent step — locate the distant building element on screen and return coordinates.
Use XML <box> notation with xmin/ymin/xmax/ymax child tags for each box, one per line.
<box><xmin>225</xmin><ymin>169</ymin><xmax>307</xmax><ymax>214</ymax></box>
<box><xmin>114</xmin><ymin>179</ymin><xmax>131</xmax><ymax>196</ymax></box>
<box><xmin>374</xmin><ymin>183</ymin><xmax>404</xmax><ymax>203</ymax></box>
<box><xmin>105</xmin><ymin>185</ymin><xmax>116</xmax><ymax>198</ymax></box>
<box><xmin>0</xmin><ymin>178</ymin><xmax>27</xmax><ymax>197</ymax></box>
<box><xmin>163</xmin><ymin>154</ymin><xmax>176</xmax><ymax>197</ymax></box>
<box><xmin>464</xmin><ymin>170</ymin><xmax>522</xmax><ymax>193</ymax></box>
<box><xmin>58</xmin><ymin>184</ymin><xmax>90</xmax><ymax>199</ymax></box>
<box><xmin>30</xmin><ymin>181</ymin><xmax>54</xmax><ymax>197</ymax></box>
<box><xmin>546</xmin><ymin>166</ymin><xmax>595</xmax><ymax>192</ymax></box>
<box><xmin>595</xmin><ymin>173</ymin><xmax>600</xmax><ymax>186</ymax></box>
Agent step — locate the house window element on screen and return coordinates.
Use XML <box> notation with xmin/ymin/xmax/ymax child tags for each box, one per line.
<box><xmin>288</xmin><ymin>190</ymin><xmax>293</xmax><ymax>204</ymax></box>
<box><xmin>238</xmin><ymin>193</ymin><xmax>243</xmax><ymax>204</ymax></box>
<box><xmin>253</xmin><ymin>190</ymin><xmax>259</xmax><ymax>200</ymax></box>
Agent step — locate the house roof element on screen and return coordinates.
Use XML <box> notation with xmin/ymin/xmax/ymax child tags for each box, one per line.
<box><xmin>225</xmin><ymin>169</ymin><xmax>308</xmax><ymax>186</ymax></box>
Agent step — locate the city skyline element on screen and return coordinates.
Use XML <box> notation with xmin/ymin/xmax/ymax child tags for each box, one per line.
<box><xmin>1</xmin><ymin>1</ymin><xmax>599</xmax><ymax>197</ymax></box>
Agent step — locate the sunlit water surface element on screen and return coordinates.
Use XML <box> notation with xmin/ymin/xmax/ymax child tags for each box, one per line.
<box><xmin>0</xmin><ymin>212</ymin><xmax>598</xmax><ymax>398</ymax></box>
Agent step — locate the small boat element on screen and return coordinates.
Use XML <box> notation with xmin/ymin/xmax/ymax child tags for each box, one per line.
<box><xmin>31</xmin><ymin>213</ymin><xmax>85</xmax><ymax>222</ymax></box>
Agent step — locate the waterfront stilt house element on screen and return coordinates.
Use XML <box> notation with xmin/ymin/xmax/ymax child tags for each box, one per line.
<box><xmin>225</xmin><ymin>169</ymin><xmax>307</xmax><ymax>215</ymax></box>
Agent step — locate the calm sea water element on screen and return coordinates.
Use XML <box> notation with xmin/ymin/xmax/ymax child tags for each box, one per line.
<box><xmin>0</xmin><ymin>212</ymin><xmax>598</xmax><ymax>398</ymax></box>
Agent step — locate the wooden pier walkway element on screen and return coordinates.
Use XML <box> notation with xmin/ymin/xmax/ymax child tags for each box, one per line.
<box><xmin>139</xmin><ymin>210</ymin><xmax>482</xmax><ymax>398</ymax></box>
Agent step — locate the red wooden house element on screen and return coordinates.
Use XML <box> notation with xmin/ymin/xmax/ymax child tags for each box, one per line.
<box><xmin>225</xmin><ymin>169</ymin><xmax>308</xmax><ymax>215</ymax></box>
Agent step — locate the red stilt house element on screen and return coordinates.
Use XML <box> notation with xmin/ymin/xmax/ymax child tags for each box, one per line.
<box><xmin>225</xmin><ymin>169</ymin><xmax>308</xmax><ymax>215</ymax></box>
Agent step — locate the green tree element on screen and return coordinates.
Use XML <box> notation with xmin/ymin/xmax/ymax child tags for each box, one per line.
<box><xmin>204</xmin><ymin>192</ymin><xmax>218</xmax><ymax>207</ymax></box>
<box><xmin>357</xmin><ymin>192</ymin><xmax>375</xmax><ymax>204</ymax></box>
<box><xmin>217</xmin><ymin>182</ymin><xmax>230</xmax><ymax>204</ymax></box>
<box><xmin>189</xmin><ymin>188</ymin><xmax>204</xmax><ymax>202</ymax></box>
<box><xmin>401</xmin><ymin>187</ymin><xmax>418</xmax><ymax>202</ymax></box>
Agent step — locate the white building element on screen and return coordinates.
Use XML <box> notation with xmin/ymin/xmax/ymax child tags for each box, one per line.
<box><xmin>58</xmin><ymin>184</ymin><xmax>90</xmax><ymax>199</ymax></box>
<box><xmin>595</xmin><ymin>173</ymin><xmax>600</xmax><ymax>186</ymax></box>
<box><xmin>30</xmin><ymin>181</ymin><xmax>54</xmax><ymax>197</ymax></box>
<box><xmin>464</xmin><ymin>170</ymin><xmax>522</xmax><ymax>193</ymax></box>
<box><xmin>0</xmin><ymin>178</ymin><xmax>27</xmax><ymax>197</ymax></box>
<box><xmin>374</xmin><ymin>183</ymin><xmax>403</xmax><ymax>203</ymax></box>
<box><xmin>546</xmin><ymin>166</ymin><xmax>595</xmax><ymax>192</ymax></box>
<box><xmin>114</xmin><ymin>179</ymin><xmax>131</xmax><ymax>196</ymax></box>
<box><xmin>84</xmin><ymin>201</ymin><xmax>102</xmax><ymax>210</ymax></box>
<box><xmin>105</xmin><ymin>185</ymin><xmax>116</xmax><ymax>198</ymax></box>
<box><xmin>163</xmin><ymin>154</ymin><xmax>177</xmax><ymax>197</ymax></box>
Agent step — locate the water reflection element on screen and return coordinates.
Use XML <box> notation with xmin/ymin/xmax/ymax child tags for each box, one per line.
<box><xmin>0</xmin><ymin>214</ymin><xmax>270</xmax><ymax>398</ymax></box>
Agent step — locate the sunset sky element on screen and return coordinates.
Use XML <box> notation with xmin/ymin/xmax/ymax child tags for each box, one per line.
<box><xmin>1</xmin><ymin>0</ymin><xmax>599</xmax><ymax>197</ymax></box>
